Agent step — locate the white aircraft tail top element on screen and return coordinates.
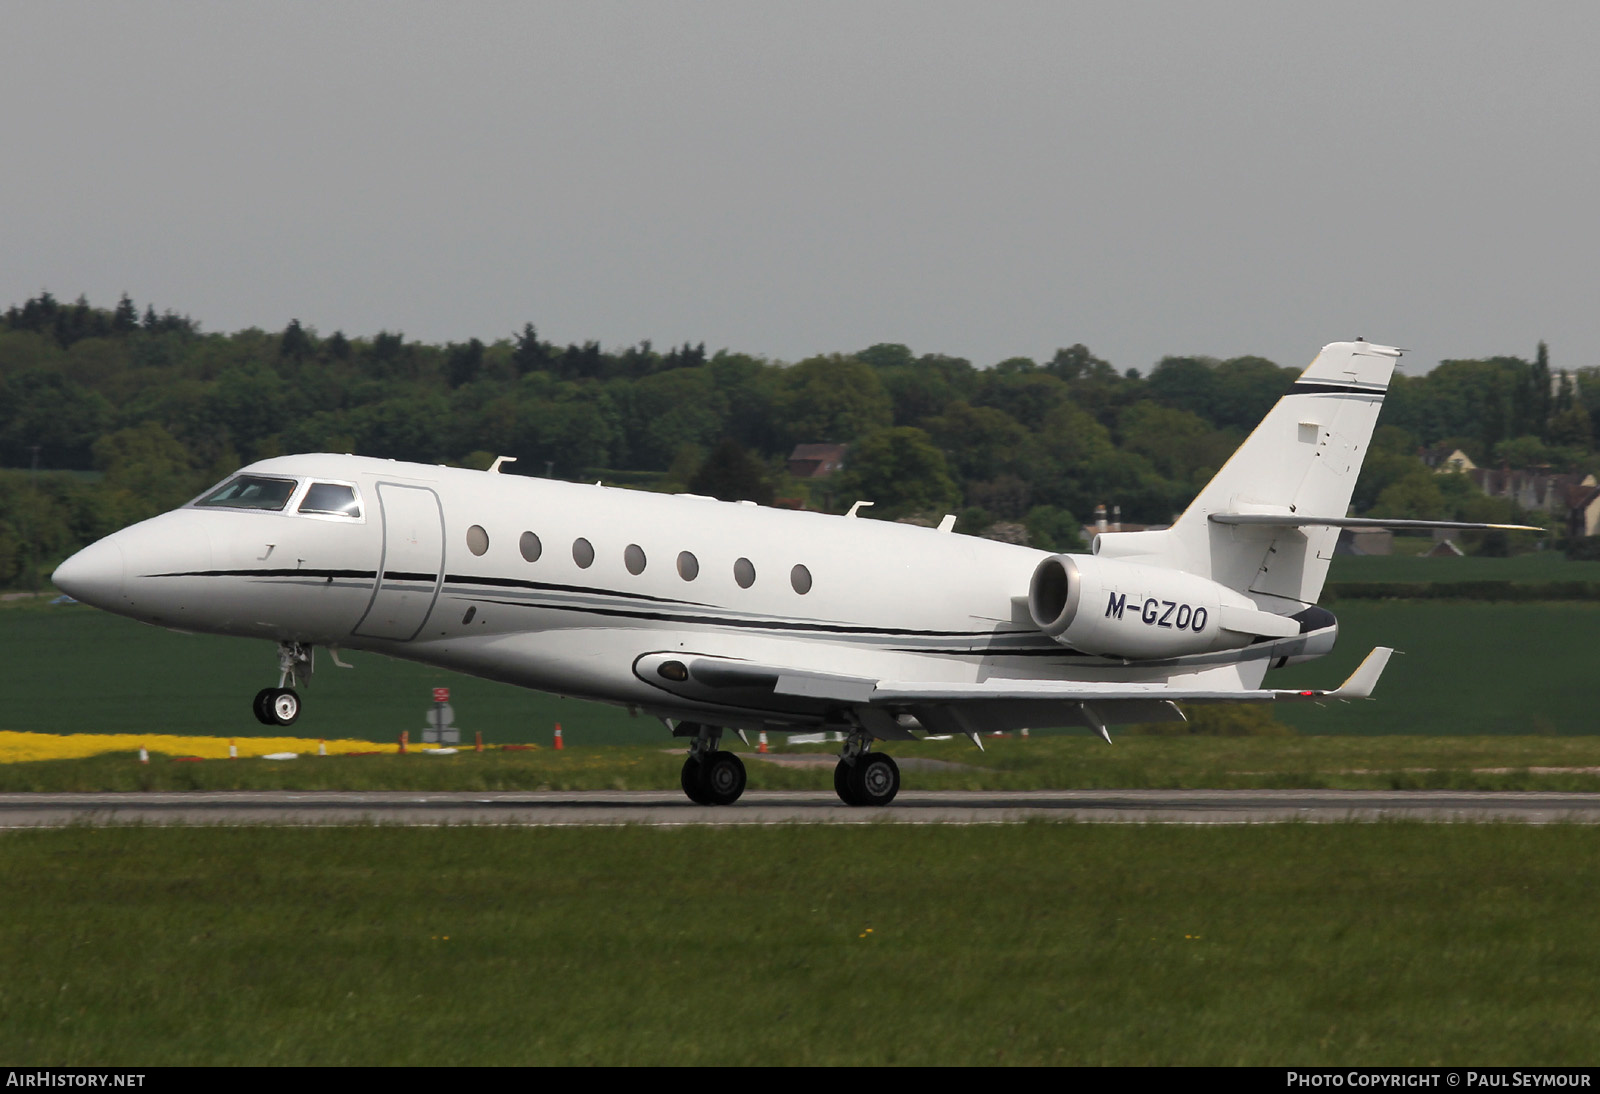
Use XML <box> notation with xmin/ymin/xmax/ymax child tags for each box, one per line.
<box><xmin>1096</xmin><ymin>340</ymin><xmax>1402</xmax><ymax>608</ymax></box>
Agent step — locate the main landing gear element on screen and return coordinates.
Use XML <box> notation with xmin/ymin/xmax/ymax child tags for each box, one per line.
<box><xmin>833</xmin><ymin>731</ymin><xmax>900</xmax><ymax>807</ymax></box>
<box><xmin>252</xmin><ymin>641</ymin><xmax>313</xmax><ymax>727</ymax></box>
<box><xmin>670</xmin><ymin>721</ymin><xmax>900</xmax><ymax>807</ymax></box>
<box><xmin>678</xmin><ymin>722</ymin><xmax>747</xmax><ymax>806</ymax></box>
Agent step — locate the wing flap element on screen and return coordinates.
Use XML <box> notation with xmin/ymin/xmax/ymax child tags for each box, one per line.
<box><xmin>1211</xmin><ymin>513</ymin><xmax>1542</xmax><ymax>532</ymax></box>
<box><xmin>682</xmin><ymin>647</ymin><xmax>1394</xmax><ymax>707</ymax></box>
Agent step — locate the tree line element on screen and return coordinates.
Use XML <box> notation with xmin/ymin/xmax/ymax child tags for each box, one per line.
<box><xmin>0</xmin><ymin>292</ymin><xmax>1577</xmax><ymax>589</ymax></box>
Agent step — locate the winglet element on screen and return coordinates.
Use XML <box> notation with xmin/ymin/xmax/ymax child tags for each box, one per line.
<box><xmin>1327</xmin><ymin>646</ymin><xmax>1393</xmax><ymax>700</ymax></box>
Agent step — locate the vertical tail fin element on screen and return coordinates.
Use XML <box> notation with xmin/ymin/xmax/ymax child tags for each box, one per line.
<box><xmin>1096</xmin><ymin>340</ymin><xmax>1401</xmax><ymax>607</ymax></box>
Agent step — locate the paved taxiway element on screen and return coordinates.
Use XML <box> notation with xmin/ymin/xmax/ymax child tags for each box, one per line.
<box><xmin>4</xmin><ymin>789</ymin><xmax>1600</xmax><ymax>826</ymax></box>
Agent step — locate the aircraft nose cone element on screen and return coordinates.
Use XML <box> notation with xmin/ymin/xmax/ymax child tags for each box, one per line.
<box><xmin>53</xmin><ymin>536</ymin><xmax>126</xmax><ymax>609</ymax></box>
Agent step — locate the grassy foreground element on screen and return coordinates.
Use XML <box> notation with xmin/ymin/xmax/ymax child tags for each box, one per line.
<box><xmin>9</xmin><ymin>591</ymin><xmax>1600</xmax><ymax>740</ymax></box>
<box><xmin>7</xmin><ymin>733</ymin><xmax>1600</xmax><ymax>792</ymax></box>
<box><xmin>2</xmin><ymin>823</ymin><xmax>1597</xmax><ymax>1065</ymax></box>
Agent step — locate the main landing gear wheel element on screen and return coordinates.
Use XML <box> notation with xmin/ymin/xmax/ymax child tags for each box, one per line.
<box><xmin>681</xmin><ymin>755</ymin><xmax>712</xmax><ymax>805</ymax></box>
<box><xmin>680</xmin><ymin>752</ymin><xmax>747</xmax><ymax>806</ymax></box>
<box><xmin>835</xmin><ymin>753</ymin><xmax>900</xmax><ymax>807</ymax></box>
<box><xmin>833</xmin><ymin>757</ymin><xmax>858</xmax><ymax>805</ymax></box>
<box><xmin>253</xmin><ymin>687</ymin><xmax>301</xmax><ymax>727</ymax></box>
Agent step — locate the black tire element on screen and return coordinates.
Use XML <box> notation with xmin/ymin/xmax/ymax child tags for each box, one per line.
<box><xmin>834</xmin><ymin>758</ymin><xmax>860</xmax><ymax>805</ymax></box>
<box><xmin>252</xmin><ymin>688</ymin><xmax>276</xmax><ymax>725</ymax></box>
<box><xmin>701</xmin><ymin>751</ymin><xmax>747</xmax><ymax>806</ymax></box>
<box><xmin>847</xmin><ymin>753</ymin><xmax>900</xmax><ymax>807</ymax></box>
<box><xmin>681</xmin><ymin>755</ymin><xmax>712</xmax><ymax>805</ymax></box>
<box><xmin>266</xmin><ymin>687</ymin><xmax>301</xmax><ymax>727</ymax></box>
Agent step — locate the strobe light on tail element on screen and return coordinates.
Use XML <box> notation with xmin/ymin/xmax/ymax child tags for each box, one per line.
<box><xmin>52</xmin><ymin>338</ymin><xmax>1539</xmax><ymax>808</ymax></box>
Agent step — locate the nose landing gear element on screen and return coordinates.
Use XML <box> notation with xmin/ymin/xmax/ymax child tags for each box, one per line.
<box><xmin>252</xmin><ymin>642</ymin><xmax>313</xmax><ymax>726</ymax></box>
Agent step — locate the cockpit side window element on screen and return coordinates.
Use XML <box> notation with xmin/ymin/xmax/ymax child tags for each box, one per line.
<box><xmin>299</xmin><ymin>482</ymin><xmax>362</xmax><ymax>519</ymax></box>
<box><xmin>195</xmin><ymin>475</ymin><xmax>299</xmax><ymax>511</ymax></box>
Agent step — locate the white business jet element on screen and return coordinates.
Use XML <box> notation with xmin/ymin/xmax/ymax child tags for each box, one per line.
<box><xmin>52</xmin><ymin>340</ymin><xmax>1531</xmax><ymax>806</ymax></box>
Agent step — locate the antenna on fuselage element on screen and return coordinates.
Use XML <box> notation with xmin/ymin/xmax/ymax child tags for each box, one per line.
<box><xmin>846</xmin><ymin>500</ymin><xmax>874</xmax><ymax>518</ymax></box>
<box><xmin>488</xmin><ymin>456</ymin><xmax>517</xmax><ymax>474</ymax></box>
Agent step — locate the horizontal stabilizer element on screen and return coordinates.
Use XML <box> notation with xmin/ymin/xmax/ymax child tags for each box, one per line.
<box><xmin>1210</xmin><ymin>513</ymin><xmax>1543</xmax><ymax>532</ymax></box>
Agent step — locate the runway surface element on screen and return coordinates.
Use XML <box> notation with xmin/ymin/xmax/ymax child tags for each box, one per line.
<box><xmin>4</xmin><ymin>789</ymin><xmax>1600</xmax><ymax>826</ymax></box>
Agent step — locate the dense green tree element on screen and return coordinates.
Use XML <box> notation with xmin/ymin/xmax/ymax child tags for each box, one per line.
<box><xmin>445</xmin><ymin>338</ymin><xmax>485</xmax><ymax>388</ymax></box>
<box><xmin>279</xmin><ymin>319</ymin><xmax>313</xmax><ymax>362</ymax></box>
<box><xmin>0</xmin><ymin>369</ymin><xmax>112</xmax><ymax>468</ymax></box>
<box><xmin>93</xmin><ymin>421</ymin><xmax>206</xmax><ymax>525</ymax></box>
<box><xmin>922</xmin><ymin>401</ymin><xmax>1033</xmax><ymax>483</ymax></box>
<box><xmin>777</xmin><ymin>355</ymin><xmax>893</xmax><ymax>446</ymax></box>
<box><xmin>1210</xmin><ymin>356</ymin><xmax>1297</xmax><ymax>431</ymax></box>
<box><xmin>836</xmin><ymin>427</ymin><xmax>959</xmax><ymax>519</ymax></box>
<box><xmin>620</xmin><ymin>368</ymin><xmax>729</xmax><ymax>470</ymax></box>
<box><xmin>688</xmin><ymin>438</ymin><xmax>773</xmax><ymax>504</ymax></box>
<box><xmin>1024</xmin><ymin>505</ymin><xmax>1085</xmax><ymax>552</ymax></box>
<box><xmin>1116</xmin><ymin>402</ymin><xmax>1233</xmax><ymax>487</ymax></box>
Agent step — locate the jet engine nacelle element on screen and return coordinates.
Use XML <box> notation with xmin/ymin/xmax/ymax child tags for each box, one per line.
<box><xmin>1027</xmin><ymin>554</ymin><xmax>1290</xmax><ymax>660</ymax></box>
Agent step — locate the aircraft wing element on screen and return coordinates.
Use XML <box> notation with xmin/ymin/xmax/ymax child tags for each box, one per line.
<box><xmin>1209</xmin><ymin>513</ymin><xmax>1543</xmax><ymax>532</ymax></box>
<box><xmin>677</xmin><ymin>647</ymin><xmax>1393</xmax><ymax>739</ymax></box>
<box><xmin>865</xmin><ymin>646</ymin><xmax>1392</xmax><ymax>704</ymax></box>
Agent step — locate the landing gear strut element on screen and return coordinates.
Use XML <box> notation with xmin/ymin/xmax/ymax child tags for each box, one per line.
<box><xmin>833</xmin><ymin>730</ymin><xmax>900</xmax><ymax>806</ymax></box>
<box><xmin>677</xmin><ymin>722</ymin><xmax>747</xmax><ymax>805</ymax></box>
<box><xmin>253</xmin><ymin>642</ymin><xmax>313</xmax><ymax>726</ymax></box>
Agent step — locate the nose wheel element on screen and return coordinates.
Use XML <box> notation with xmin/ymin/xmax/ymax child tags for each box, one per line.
<box><xmin>252</xmin><ymin>687</ymin><xmax>301</xmax><ymax>726</ymax></box>
<box><xmin>251</xmin><ymin>641</ymin><xmax>313</xmax><ymax>726</ymax></box>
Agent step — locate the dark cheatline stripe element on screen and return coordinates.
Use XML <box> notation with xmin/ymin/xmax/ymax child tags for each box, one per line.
<box><xmin>1291</xmin><ymin>381</ymin><xmax>1386</xmax><ymax>396</ymax></box>
<box><xmin>461</xmin><ymin>595</ymin><xmax>1004</xmax><ymax>639</ymax></box>
<box><xmin>142</xmin><ymin>567</ymin><xmax>1043</xmax><ymax>645</ymax></box>
<box><xmin>148</xmin><ymin>568</ymin><xmax>377</xmax><ymax>580</ymax></box>
<box><xmin>888</xmin><ymin>646</ymin><xmax>1093</xmax><ymax>658</ymax></box>
<box><xmin>443</xmin><ymin>573</ymin><xmax>716</xmax><ymax>608</ymax></box>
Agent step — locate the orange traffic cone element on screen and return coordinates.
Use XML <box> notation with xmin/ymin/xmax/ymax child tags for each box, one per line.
<box><xmin>474</xmin><ymin>730</ymin><xmax>483</xmax><ymax>753</ymax></box>
<box><xmin>400</xmin><ymin>730</ymin><xmax>409</xmax><ymax>755</ymax></box>
<box><xmin>228</xmin><ymin>739</ymin><xmax>238</xmax><ymax>759</ymax></box>
<box><xmin>758</xmin><ymin>731</ymin><xmax>768</xmax><ymax>754</ymax></box>
<box><xmin>554</xmin><ymin>723</ymin><xmax>564</xmax><ymax>750</ymax></box>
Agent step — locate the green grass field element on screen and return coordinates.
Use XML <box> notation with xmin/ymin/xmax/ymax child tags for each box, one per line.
<box><xmin>1326</xmin><ymin>550</ymin><xmax>1600</xmax><ymax>584</ymax></box>
<box><xmin>2</xmin><ymin>596</ymin><xmax>650</xmax><ymax>745</ymax></box>
<box><xmin>8</xmin><ymin>591</ymin><xmax>1600</xmax><ymax>743</ymax></box>
<box><xmin>3</xmin><ymin>823</ymin><xmax>1598</xmax><ymax>1065</ymax></box>
<box><xmin>11</xmin><ymin>734</ymin><xmax>1600</xmax><ymax>793</ymax></box>
<box><xmin>7</xmin><ymin>573</ymin><xmax>1600</xmax><ymax>1067</ymax></box>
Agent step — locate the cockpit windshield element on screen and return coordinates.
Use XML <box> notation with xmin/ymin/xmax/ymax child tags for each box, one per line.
<box><xmin>195</xmin><ymin>475</ymin><xmax>298</xmax><ymax>511</ymax></box>
<box><xmin>299</xmin><ymin>482</ymin><xmax>362</xmax><ymax>519</ymax></box>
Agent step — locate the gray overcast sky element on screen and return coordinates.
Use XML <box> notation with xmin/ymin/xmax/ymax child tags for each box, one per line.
<box><xmin>4</xmin><ymin>1</ymin><xmax>1598</xmax><ymax>375</ymax></box>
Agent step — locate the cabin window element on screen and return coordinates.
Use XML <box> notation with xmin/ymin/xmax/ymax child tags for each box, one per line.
<box><xmin>676</xmin><ymin>551</ymin><xmax>699</xmax><ymax>581</ymax></box>
<box><xmin>624</xmin><ymin>544</ymin><xmax>647</xmax><ymax>575</ymax></box>
<box><xmin>790</xmin><ymin>564</ymin><xmax>812</xmax><ymax>595</ymax></box>
<box><xmin>573</xmin><ymin>538</ymin><xmax>595</xmax><ymax>568</ymax></box>
<box><xmin>196</xmin><ymin>475</ymin><xmax>298</xmax><ymax>511</ymax></box>
<box><xmin>520</xmin><ymin>531</ymin><xmax>542</xmax><ymax>563</ymax></box>
<box><xmin>299</xmin><ymin>482</ymin><xmax>361</xmax><ymax>519</ymax></box>
<box><xmin>734</xmin><ymin>557</ymin><xmax>756</xmax><ymax>589</ymax></box>
<box><xmin>466</xmin><ymin>525</ymin><xmax>489</xmax><ymax>556</ymax></box>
